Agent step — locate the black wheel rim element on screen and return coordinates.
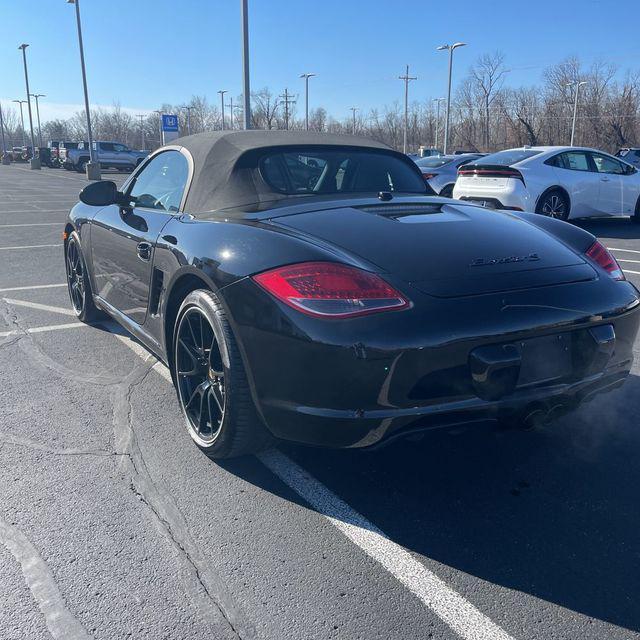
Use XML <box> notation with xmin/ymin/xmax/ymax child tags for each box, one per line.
<box><xmin>176</xmin><ymin>308</ymin><xmax>225</xmax><ymax>444</ymax></box>
<box><xmin>541</xmin><ymin>194</ymin><xmax>566</xmax><ymax>219</ymax></box>
<box><xmin>66</xmin><ymin>240</ymin><xmax>85</xmax><ymax>314</ymax></box>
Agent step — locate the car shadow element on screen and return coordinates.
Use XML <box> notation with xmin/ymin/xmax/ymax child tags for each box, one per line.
<box><xmin>221</xmin><ymin>373</ymin><xmax>640</xmax><ymax>633</ymax></box>
<box><xmin>575</xmin><ymin>217</ymin><xmax>640</xmax><ymax>240</ymax></box>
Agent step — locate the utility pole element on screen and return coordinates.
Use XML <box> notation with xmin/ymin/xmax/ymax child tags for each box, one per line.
<box><xmin>241</xmin><ymin>0</ymin><xmax>251</xmax><ymax>129</ymax></box>
<box><xmin>349</xmin><ymin>107</ymin><xmax>358</xmax><ymax>135</ymax></box>
<box><xmin>136</xmin><ymin>114</ymin><xmax>145</xmax><ymax>150</ymax></box>
<box><xmin>181</xmin><ymin>106</ymin><xmax>193</xmax><ymax>135</ymax></box>
<box><xmin>30</xmin><ymin>94</ymin><xmax>45</xmax><ymax>148</ymax></box>
<box><xmin>568</xmin><ymin>81</ymin><xmax>588</xmax><ymax>146</ymax></box>
<box><xmin>19</xmin><ymin>44</ymin><xmax>40</xmax><ymax>169</ymax></box>
<box><xmin>226</xmin><ymin>97</ymin><xmax>234</xmax><ymax>130</ymax></box>
<box><xmin>279</xmin><ymin>88</ymin><xmax>296</xmax><ymax>130</ymax></box>
<box><xmin>299</xmin><ymin>73</ymin><xmax>316</xmax><ymax>130</ymax></box>
<box><xmin>398</xmin><ymin>65</ymin><xmax>417</xmax><ymax>154</ymax></box>
<box><xmin>12</xmin><ymin>100</ymin><xmax>27</xmax><ymax>146</ymax></box>
<box><xmin>153</xmin><ymin>110</ymin><xmax>163</xmax><ymax>146</ymax></box>
<box><xmin>432</xmin><ymin>97</ymin><xmax>445</xmax><ymax>151</ymax></box>
<box><xmin>218</xmin><ymin>90</ymin><xmax>228</xmax><ymax>130</ymax></box>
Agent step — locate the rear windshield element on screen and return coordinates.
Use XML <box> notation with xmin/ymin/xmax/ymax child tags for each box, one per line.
<box><xmin>260</xmin><ymin>149</ymin><xmax>427</xmax><ymax>195</ymax></box>
<box><xmin>415</xmin><ymin>156</ymin><xmax>453</xmax><ymax>168</ymax></box>
<box><xmin>475</xmin><ymin>149</ymin><xmax>542</xmax><ymax>166</ymax></box>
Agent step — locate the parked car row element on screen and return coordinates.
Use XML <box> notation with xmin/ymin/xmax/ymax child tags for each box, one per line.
<box><xmin>412</xmin><ymin>145</ymin><xmax>640</xmax><ymax>223</ymax></box>
<box><xmin>1</xmin><ymin>140</ymin><xmax>148</xmax><ymax>173</ymax></box>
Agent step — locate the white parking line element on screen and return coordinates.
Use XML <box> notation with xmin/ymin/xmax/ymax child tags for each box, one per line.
<box><xmin>0</xmin><ymin>283</ymin><xmax>66</xmax><ymax>293</ymax></box>
<box><xmin>0</xmin><ymin>244</ymin><xmax>61</xmax><ymax>251</ymax></box>
<box><xmin>623</xmin><ymin>269</ymin><xmax>640</xmax><ymax>275</ymax></box>
<box><xmin>618</xmin><ymin>258</ymin><xmax>640</xmax><ymax>264</ymax></box>
<box><xmin>3</xmin><ymin>299</ymin><xmax>76</xmax><ymax>316</ymax></box>
<box><xmin>0</xmin><ymin>222</ymin><xmax>61</xmax><ymax>228</ymax></box>
<box><xmin>111</xmin><ymin>331</ymin><xmax>514</xmax><ymax>640</ymax></box>
<box><xmin>0</xmin><ymin>322</ymin><xmax>86</xmax><ymax>338</ymax></box>
<box><xmin>0</xmin><ymin>210</ymin><xmax>69</xmax><ymax>215</ymax></box>
<box><xmin>609</xmin><ymin>247</ymin><xmax>640</xmax><ymax>254</ymax></box>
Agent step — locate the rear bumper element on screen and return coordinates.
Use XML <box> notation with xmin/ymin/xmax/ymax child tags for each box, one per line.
<box><xmin>222</xmin><ymin>277</ymin><xmax>640</xmax><ymax>449</ymax></box>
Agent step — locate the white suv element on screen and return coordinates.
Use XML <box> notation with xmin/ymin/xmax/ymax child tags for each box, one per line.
<box><xmin>452</xmin><ymin>146</ymin><xmax>640</xmax><ymax>223</ymax></box>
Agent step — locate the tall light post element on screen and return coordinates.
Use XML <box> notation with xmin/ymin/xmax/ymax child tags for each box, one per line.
<box><xmin>398</xmin><ymin>65</ymin><xmax>417</xmax><ymax>154</ymax></box>
<box><xmin>218</xmin><ymin>90</ymin><xmax>228</xmax><ymax>130</ymax></box>
<box><xmin>349</xmin><ymin>107</ymin><xmax>358</xmax><ymax>135</ymax></box>
<box><xmin>136</xmin><ymin>114</ymin><xmax>146</xmax><ymax>150</ymax></box>
<box><xmin>0</xmin><ymin>102</ymin><xmax>9</xmax><ymax>163</ymax></box>
<box><xmin>299</xmin><ymin>73</ymin><xmax>316</xmax><ymax>131</ymax></box>
<box><xmin>12</xmin><ymin>100</ymin><xmax>27</xmax><ymax>146</ymax></box>
<box><xmin>241</xmin><ymin>0</ymin><xmax>251</xmax><ymax>129</ymax></box>
<box><xmin>437</xmin><ymin>42</ymin><xmax>466</xmax><ymax>155</ymax></box>
<box><xmin>67</xmin><ymin>0</ymin><xmax>99</xmax><ymax>179</ymax></box>
<box><xmin>226</xmin><ymin>98</ymin><xmax>234</xmax><ymax>130</ymax></box>
<box><xmin>180</xmin><ymin>105</ymin><xmax>193</xmax><ymax>135</ymax></box>
<box><xmin>567</xmin><ymin>81</ymin><xmax>588</xmax><ymax>147</ymax></box>
<box><xmin>153</xmin><ymin>110</ymin><xmax>163</xmax><ymax>146</ymax></box>
<box><xmin>30</xmin><ymin>93</ymin><xmax>45</xmax><ymax>148</ymax></box>
<box><xmin>432</xmin><ymin>97</ymin><xmax>445</xmax><ymax>151</ymax></box>
<box><xmin>18</xmin><ymin>45</ymin><xmax>40</xmax><ymax>169</ymax></box>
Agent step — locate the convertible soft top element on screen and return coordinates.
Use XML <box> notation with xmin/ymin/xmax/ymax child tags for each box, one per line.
<box><xmin>171</xmin><ymin>130</ymin><xmax>393</xmax><ymax>213</ymax></box>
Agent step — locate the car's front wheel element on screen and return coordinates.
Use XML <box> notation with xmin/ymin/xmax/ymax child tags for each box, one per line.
<box><xmin>173</xmin><ymin>289</ymin><xmax>270</xmax><ymax>459</ymax></box>
<box><xmin>536</xmin><ymin>189</ymin><xmax>570</xmax><ymax>221</ymax></box>
<box><xmin>632</xmin><ymin>197</ymin><xmax>640</xmax><ymax>224</ymax></box>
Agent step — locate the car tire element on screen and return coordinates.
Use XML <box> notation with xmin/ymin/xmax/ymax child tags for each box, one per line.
<box><xmin>439</xmin><ymin>184</ymin><xmax>454</xmax><ymax>198</ymax></box>
<box><xmin>173</xmin><ymin>289</ymin><xmax>271</xmax><ymax>459</ymax></box>
<box><xmin>536</xmin><ymin>189</ymin><xmax>570</xmax><ymax>221</ymax></box>
<box><xmin>632</xmin><ymin>197</ymin><xmax>640</xmax><ymax>224</ymax></box>
<box><xmin>65</xmin><ymin>231</ymin><xmax>104</xmax><ymax>323</ymax></box>
<box><xmin>76</xmin><ymin>159</ymin><xmax>88</xmax><ymax>173</ymax></box>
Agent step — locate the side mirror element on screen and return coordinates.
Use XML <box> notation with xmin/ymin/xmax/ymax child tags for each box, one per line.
<box><xmin>79</xmin><ymin>180</ymin><xmax>126</xmax><ymax>207</ymax></box>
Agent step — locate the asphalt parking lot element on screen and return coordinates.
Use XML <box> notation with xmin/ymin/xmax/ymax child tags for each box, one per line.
<box><xmin>1</xmin><ymin>164</ymin><xmax>639</xmax><ymax>640</ymax></box>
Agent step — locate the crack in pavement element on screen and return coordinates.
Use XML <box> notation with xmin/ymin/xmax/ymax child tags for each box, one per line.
<box><xmin>0</xmin><ymin>518</ymin><xmax>92</xmax><ymax>640</ymax></box>
<box><xmin>112</xmin><ymin>359</ymin><xmax>254</xmax><ymax>639</ymax></box>
<box><xmin>0</xmin><ymin>432</ymin><xmax>127</xmax><ymax>458</ymax></box>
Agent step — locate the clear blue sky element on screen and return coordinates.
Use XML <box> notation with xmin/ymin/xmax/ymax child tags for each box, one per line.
<box><xmin>1</xmin><ymin>0</ymin><xmax>638</xmax><ymax>123</ymax></box>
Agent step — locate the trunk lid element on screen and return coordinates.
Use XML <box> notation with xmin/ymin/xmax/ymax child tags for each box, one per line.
<box><xmin>272</xmin><ymin>201</ymin><xmax>595</xmax><ymax>298</ymax></box>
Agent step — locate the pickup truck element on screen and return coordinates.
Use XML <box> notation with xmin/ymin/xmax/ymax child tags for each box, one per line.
<box><xmin>63</xmin><ymin>141</ymin><xmax>148</xmax><ymax>173</ymax></box>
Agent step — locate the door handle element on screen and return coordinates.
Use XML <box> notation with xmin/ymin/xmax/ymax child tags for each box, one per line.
<box><xmin>600</xmin><ymin>177</ymin><xmax>610</xmax><ymax>182</ymax></box>
<box><xmin>137</xmin><ymin>241</ymin><xmax>152</xmax><ymax>262</ymax></box>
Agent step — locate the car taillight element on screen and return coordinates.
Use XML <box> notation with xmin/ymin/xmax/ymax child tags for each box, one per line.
<box><xmin>585</xmin><ymin>241</ymin><xmax>625</xmax><ymax>280</ymax></box>
<box><xmin>458</xmin><ymin>166</ymin><xmax>525</xmax><ymax>184</ymax></box>
<box><xmin>253</xmin><ymin>262</ymin><xmax>410</xmax><ymax>318</ymax></box>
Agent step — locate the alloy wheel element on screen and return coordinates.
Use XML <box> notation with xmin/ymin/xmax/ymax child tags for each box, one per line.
<box><xmin>175</xmin><ymin>307</ymin><xmax>226</xmax><ymax>444</ymax></box>
<box><xmin>66</xmin><ymin>240</ymin><xmax>85</xmax><ymax>314</ymax></box>
<box><xmin>541</xmin><ymin>194</ymin><xmax>566</xmax><ymax>219</ymax></box>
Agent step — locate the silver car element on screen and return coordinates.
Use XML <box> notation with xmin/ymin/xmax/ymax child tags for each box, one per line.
<box><xmin>616</xmin><ymin>148</ymin><xmax>640</xmax><ymax>168</ymax></box>
<box><xmin>414</xmin><ymin>153</ymin><xmax>484</xmax><ymax>197</ymax></box>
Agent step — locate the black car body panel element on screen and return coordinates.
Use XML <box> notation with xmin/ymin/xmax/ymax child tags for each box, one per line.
<box><xmin>65</xmin><ymin>131</ymin><xmax>640</xmax><ymax>449</ymax></box>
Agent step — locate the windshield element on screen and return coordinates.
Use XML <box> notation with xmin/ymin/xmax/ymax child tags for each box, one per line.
<box><xmin>475</xmin><ymin>149</ymin><xmax>542</xmax><ymax>166</ymax></box>
<box><xmin>415</xmin><ymin>156</ymin><xmax>453</xmax><ymax>168</ymax></box>
<box><xmin>260</xmin><ymin>149</ymin><xmax>427</xmax><ymax>195</ymax></box>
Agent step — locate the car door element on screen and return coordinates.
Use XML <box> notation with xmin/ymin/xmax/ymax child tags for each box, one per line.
<box><xmin>98</xmin><ymin>142</ymin><xmax>116</xmax><ymax>167</ymax></box>
<box><xmin>112</xmin><ymin>142</ymin><xmax>129</xmax><ymax>167</ymax></box>
<box><xmin>89</xmin><ymin>149</ymin><xmax>190</xmax><ymax>325</ymax></box>
<box><xmin>589</xmin><ymin>151</ymin><xmax>634</xmax><ymax>215</ymax></box>
<box><xmin>550</xmin><ymin>150</ymin><xmax>601</xmax><ymax>217</ymax></box>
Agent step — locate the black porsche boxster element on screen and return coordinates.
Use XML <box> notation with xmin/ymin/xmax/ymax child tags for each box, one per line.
<box><xmin>64</xmin><ymin>131</ymin><xmax>640</xmax><ymax>458</ymax></box>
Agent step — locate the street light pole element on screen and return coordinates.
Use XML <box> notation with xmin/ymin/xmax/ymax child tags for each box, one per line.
<box><xmin>67</xmin><ymin>0</ymin><xmax>99</xmax><ymax>179</ymax></box>
<box><xmin>432</xmin><ymin>97</ymin><xmax>445</xmax><ymax>151</ymax></box>
<box><xmin>241</xmin><ymin>0</ymin><xmax>251</xmax><ymax>129</ymax></box>
<box><xmin>299</xmin><ymin>73</ymin><xmax>316</xmax><ymax>131</ymax></box>
<box><xmin>31</xmin><ymin>93</ymin><xmax>45</xmax><ymax>148</ymax></box>
<box><xmin>399</xmin><ymin>65</ymin><xmax>417</xmax><ymax>154</ymax></box>
<box><xmin>226</xmin><ymin>98</ymin><xmax>234</xmax><ymax>130</ymax></box>
<box><xmin>437</xmin><ymin>42</ymin><xmax>466</xmax><ymax>155</ymax></box>
<box><xmin>18</xmin><ymin>44</ymin><xmax>40</xmax><ymax>169</ymax></box>
<box><xmin>0</xmin><ymin>102</ymin><xmax>9</xmax><ymax>163</ymax></box>
<box><xmin>349</xmin><ymin>107</ymin><xmax>358</xmax><ymax>135</ymax></box>
<box><xmin>12</xmin><ymin>100</ymin><xmax>27</xmax><ymax>146</ymax></box>
<box><xmin>218</xmin><ymin>90</ymin><xmax>228</xmax><ymax>130</ymax></box>
<box><xmin>153</xmin><ymin>110</ymin><xmax>163</xmax><ymax>146</ymax></box>
<box><xmin>136</xmin><ymin>114</ymin><xmax>145</xmax><ymax>150</ymax></box>
<box><xmin>180</xmin><ymin>106</ymin><xmax>193</xmax><ymax>135</ymax></box>
<box><xmin>568</xmin><ymin>81</ymin><xmax>588</xmax><ymax>147</ymax></box>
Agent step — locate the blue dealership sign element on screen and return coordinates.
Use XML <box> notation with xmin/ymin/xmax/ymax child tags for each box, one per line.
<box><xmin>162</xmin><ymin>114</ymin><xmax>179</xmax><ymax>132</ymax></box>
